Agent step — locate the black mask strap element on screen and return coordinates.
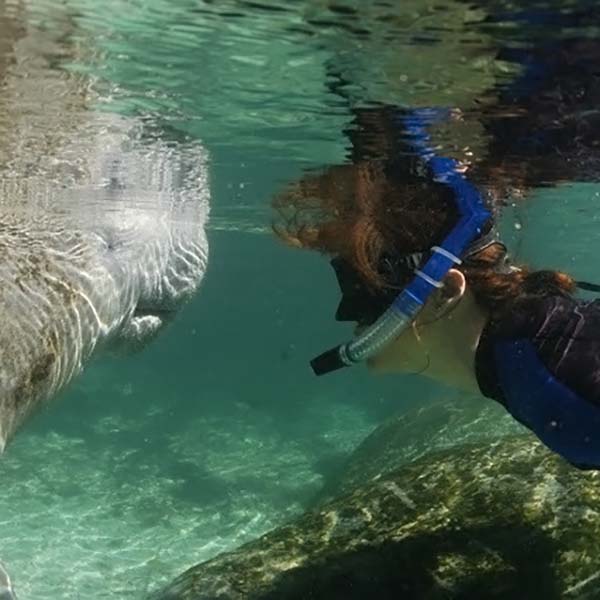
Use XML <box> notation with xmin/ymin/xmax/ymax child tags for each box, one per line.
<box><xmin>576</xmin><ymin>280</ymin><xmax>600</xmax><ymax>293</ymax></box>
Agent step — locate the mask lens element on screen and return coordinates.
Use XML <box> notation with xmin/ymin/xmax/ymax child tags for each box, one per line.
<box><xmin>330</xmin><ymin>257</ymin><xmax>410</xmax><ymax>326</ymax></box>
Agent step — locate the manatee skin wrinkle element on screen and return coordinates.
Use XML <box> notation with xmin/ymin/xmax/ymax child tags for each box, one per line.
<box><xmin>0</xmin><ymin>216</ymin><xmax>127</xmax><ymax>448</ymax></box>
<box><xmin>0</xmin><ymin>116</ymin><xmax>210</xmax><ymax>450</ymax></box>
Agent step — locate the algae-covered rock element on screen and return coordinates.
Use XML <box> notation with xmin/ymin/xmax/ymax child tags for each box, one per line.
<box><xmin>152</xmin><ymin>436</ymin><xmax>600</xmax><ymax>599</ymax></box>
<box><xmin>317</xmin><ymin>397</ymin><xmax>523</xmax><ymax>503</ymax></box>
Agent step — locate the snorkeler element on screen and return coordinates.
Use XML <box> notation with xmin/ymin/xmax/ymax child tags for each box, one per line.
<box><xmin>274</xmin><ymin>102</ymin><xmax>600</xmax><ymax>471</ymax></box>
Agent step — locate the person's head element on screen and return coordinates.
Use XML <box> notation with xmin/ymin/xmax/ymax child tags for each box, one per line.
<box><xmin>274</xmin><ymin>158</ymin><xmax>576</xmax><ymax>388</ymax></box>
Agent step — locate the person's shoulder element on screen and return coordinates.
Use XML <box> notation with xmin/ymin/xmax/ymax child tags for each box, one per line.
<box><xmin>532</xmin><ymin>294</ymin><xmax>600</xmax><ymax>335</ymax></box>
<box><xmin>533</xmin><ymin>295</ymin><xmax>600</xmax><ymax>404</ymax></box>
<box><xmin>484</xmin><ymin>293</ymin><xmax>600</xmax><ymax>405</ymax></box>
<box><xmin>488</xmin><ymin>293</ymin><xmax>577</xmax><ymax>340</ymax></box>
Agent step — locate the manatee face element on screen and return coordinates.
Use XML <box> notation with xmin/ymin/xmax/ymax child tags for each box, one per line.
<box><xmin>0</xmin><ymin>114</ymin><xmax>210</xmax><ymax>449</ymax></box>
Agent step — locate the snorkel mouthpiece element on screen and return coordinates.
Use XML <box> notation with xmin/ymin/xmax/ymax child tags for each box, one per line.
<box><xmin>311</xmin><ymin>108</ymin><xmax>491</xmax><ymax>376</ymax></box>
<box><xmin>311</xmin><ymin>288</ymin><xmax>423</xmax><ymax>375</ymax></box>
<box><xmin>311</xmin><ymin>345</ymin><xmax>347</xmax><ymax>375</ymax></box>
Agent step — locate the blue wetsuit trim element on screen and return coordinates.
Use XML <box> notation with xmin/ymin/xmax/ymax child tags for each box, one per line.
<box><xmin>494</xmin><ymin>339</ymin><xmax>600</xmax><ymax>468</ymax></box>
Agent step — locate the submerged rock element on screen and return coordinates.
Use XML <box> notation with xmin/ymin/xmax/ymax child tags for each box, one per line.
<box><xmin>317</xmin><ymin>396</ymin><xmax>522</xmax><ymax>503</ymax></box>
<box><xmin>152</xmin><ymin>435</ymin><xmax>600</xmax><ymax>599</ymax></box>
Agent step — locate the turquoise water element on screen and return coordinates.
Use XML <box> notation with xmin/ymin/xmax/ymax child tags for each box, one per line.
<box><xmin>2</xmin><ymin>230</ymin><xmax>438</xmax><ymax>597</ymax></box>
<box><xmin>1</xmin><ymin>1</ymin><xmax>600</xmax><ymax>598</ymax></box>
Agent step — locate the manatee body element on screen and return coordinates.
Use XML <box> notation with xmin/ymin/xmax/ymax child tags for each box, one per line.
<box><xmin>0</xmin><ymin>115</ymin><xmax>210</xmax><ymax>449</ymax></box>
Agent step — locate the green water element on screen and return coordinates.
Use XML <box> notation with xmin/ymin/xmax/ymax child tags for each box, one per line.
<box><xmin>1</xmin><ymin>230</ymin><xmax>440</xmax><ymax>597</ymax></box>
<box><xmin>1</xmin><ymin>0</ymin><xmax>600</xmax><ymax>598</ymax></box>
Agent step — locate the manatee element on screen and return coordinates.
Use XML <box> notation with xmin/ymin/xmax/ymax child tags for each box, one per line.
<box><xmin>0</xmin><ymin>114</ymin><xmax>210</xmax><ymax>449</ymax></box>
<box><xmin>0</xmin><ymin>0</ymin><xmax>211</xmax><ymax>450</ymax></box>
<box><xmin>0</xmin><ymin>6</ymin><xmax>211</xmax><ymax>594</ymax></box>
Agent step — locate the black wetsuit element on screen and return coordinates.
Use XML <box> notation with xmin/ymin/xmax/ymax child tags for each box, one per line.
<box><xmin>475</xmin><ymin>294</ymin><xmax>600</xmax><ymax>469</ymax></box>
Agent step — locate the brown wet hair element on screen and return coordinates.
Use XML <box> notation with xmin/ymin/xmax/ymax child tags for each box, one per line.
<box><xmin>273</xmin><ymin>152</ymin><xmax>576</xmax><ymax>317</ymax></box>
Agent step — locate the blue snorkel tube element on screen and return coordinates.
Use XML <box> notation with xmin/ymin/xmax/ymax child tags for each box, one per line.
<box><xmin>311</xmin><ymin>108</ymin><xmax>492</xmax><ymax>376</ymax></box>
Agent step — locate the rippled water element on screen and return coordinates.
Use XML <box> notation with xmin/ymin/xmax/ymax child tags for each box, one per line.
<box><xmin>1</xmin><ymin>0</ymin><xmax>600</xmax><ymax>598</ymax></box>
